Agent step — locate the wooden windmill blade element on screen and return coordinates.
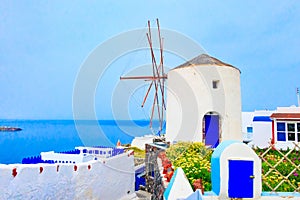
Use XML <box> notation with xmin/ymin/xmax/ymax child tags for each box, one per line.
<box><xmin>156</xmin><ymin>18</ymin><xmax>166</xmax><ymax>130</ymax></box>
<box><xmin>146</xmin><ymin>20</ymin><xmax>161</xmax><ymax>130</ymax></box>
<box><xmin>120</xmin><ymin>19</ymin><xmax>167</xmax><ymax>134</ymax></box>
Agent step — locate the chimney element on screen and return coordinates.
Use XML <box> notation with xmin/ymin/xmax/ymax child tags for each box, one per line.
<box><xmin>297</xmin><ymin>87</ymin><xmax>300</xmax><ymax>107</ymax></box>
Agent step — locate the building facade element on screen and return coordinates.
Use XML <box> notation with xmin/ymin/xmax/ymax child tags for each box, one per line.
<box><xmin>242</xmin><ymin>106</ymin><xmax>300</xmax><ymax>149</ymax></box>
<box><xmin>166</xmin><ymin>54</ymin><xmax>242</xmax><ymax>147</ymax></box>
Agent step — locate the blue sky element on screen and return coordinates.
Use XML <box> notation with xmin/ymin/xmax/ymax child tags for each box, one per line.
<box><xmin>0</xmin><ymin>1</ymin><xmax>299</xmax><ymax>119</ymax></box>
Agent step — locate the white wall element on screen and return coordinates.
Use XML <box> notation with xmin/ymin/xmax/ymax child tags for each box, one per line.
<box><xmin>242</xmin><ymin>112</ymin><xmax>254</xmax><ymax>139</ymax></box>
<box><xmin>219</xmin><ymin>143</ymin><xmax>262</xmax><ymax>199</ymax></box>
<box><xmin>241</xmin><ymin>110</ymin><xmax>274</xmax><ymax>148</ymax></box>
<box><xmin>277</xmin><ymin>106</ymin><xmax>300</xmax><ymax>113</ymax></box>
<box><xmin>0</xmin><ymin>152</ymin><xmax>135</xmax><ymax>200</ymax></box>
<box><xmin>252</xmin><ymin>121</ymin><xmax>272</xmax><ymax>149</ymax></box>
<box><xmin>131</xmin><ymin>135</ymin><xmax>155</xmax><ymax>150</ymax></box>
<box><xmin>41</xmin><ymin>151</ymin><xmax>84</xmax><ymax>163</ymax></box>
<box><xmin>166</xmin><ymin>65</ymin><xmax>242</xmax><ymax>143</ymax></box>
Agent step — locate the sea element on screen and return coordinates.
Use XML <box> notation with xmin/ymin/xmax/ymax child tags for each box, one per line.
<box><xmin>0</xmin><ymin>119</ymin><xmax>161</xmax><ymax>164</ymax></box>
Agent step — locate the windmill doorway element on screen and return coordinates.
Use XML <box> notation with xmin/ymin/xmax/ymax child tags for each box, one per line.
<box><xmin>203</xmin><ymin>112</ymin><xmax>221</xmax><ymax>148</ymax></box>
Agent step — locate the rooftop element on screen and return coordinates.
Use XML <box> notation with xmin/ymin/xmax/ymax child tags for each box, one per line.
<box><xmin>270</xmin><ymin>113</ymin><xmax>300</xmax><ymax>119</ymax></box>
<box><xmin>173</xmin><ymin>54</ymin><xmax>240</xmax><ymax>72</ymax></box>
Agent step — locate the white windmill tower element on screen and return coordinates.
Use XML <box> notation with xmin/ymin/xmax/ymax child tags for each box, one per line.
<box><xmin>166</xmin><ymin>54</ymin><xmax>243</xmax><ymax>147</ymax></box>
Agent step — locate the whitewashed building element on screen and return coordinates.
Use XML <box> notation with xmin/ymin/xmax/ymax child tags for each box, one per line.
<box><xmin>242</xmin><ymin>106</ymin><xmax>300</xmax><ymax>149</ymax></box>
<box><xmin>242</xmin><ymin>110</ymin><xmax>274</xmax><ymax>148</ymax></box>
<box><xmin>166</xmin><ymin>54</ymin><xmax>242</xmax><ymax>147</ymax></box>
<box><xmin>271</xmin><ymin>106</ymin><xmax>300</xmax><ymax>149</ymax></box>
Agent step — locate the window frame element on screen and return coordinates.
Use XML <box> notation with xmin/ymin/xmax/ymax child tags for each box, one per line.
<box><xmin>287</xmin><ymin>123</ymin><xmax>296</xmax><ymax>141</ymax></box>
<box><xmin>212</xmin><ymin>80</ymin><xmax>219</xmax><ymax>89</ymax></box>
<box><xmin>276</xmin><ymin>122</ymin><xmax>286</xmax><ymax>142</ymax></box>
<box><xmin>276</xmin><ymin>121</ymin><xmax>300</xmax><ymax>142</ymax></box>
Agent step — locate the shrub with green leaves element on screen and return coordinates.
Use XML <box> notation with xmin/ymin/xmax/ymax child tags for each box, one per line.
<box><xmin>166</xmin><ymin>142</ymin><xmax>213</xmax><ymax>191</ymax></box>
<box><xmin>255</xmin><ymin>147</ymin><xmax>300</xmax><ymax>192</ymax></box>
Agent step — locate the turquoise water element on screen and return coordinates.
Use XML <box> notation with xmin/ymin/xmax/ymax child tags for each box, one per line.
<box><xmin>0</xmin><ymin>120</ymin><xmax>157</xmax><ymax>164</ymax></box>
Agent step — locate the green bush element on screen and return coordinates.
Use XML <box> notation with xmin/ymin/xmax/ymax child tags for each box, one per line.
<box><xmin>165</xmin><ymin>142</ymin><xmax>300</xmax><ymax>192</ymax></box>
<box><xmin>255</xmin><ymin>147</ymin><xmax>300</xmax><ymax>192</ymax></box>
<box><xmin>126</xmin><ymin>146</ymin><xmax>145</xmax><ymax>158</ymax></box>
<box><xmin>166</xmin><ymin>142</ymin><xmax>213</xmax><ymax>191</ymax></box>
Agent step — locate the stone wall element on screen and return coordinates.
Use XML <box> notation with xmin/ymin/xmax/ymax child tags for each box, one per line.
<box><xmin>145</xmin><ymin>142</ymin><xmax>169</xmax><ymax>200</ymax></box>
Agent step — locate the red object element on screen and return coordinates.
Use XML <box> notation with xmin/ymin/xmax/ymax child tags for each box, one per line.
<box><xmin>116</xmin><ymin>140</ymin><xmax>121</xmax><ymax>147</ymax></box>
<box><xmin>39</xmin><ymin>167</ymin><xmax>43</xmax><ymax>174</ymax></box>
<box><xmin>128</xmin><ymin>151</ymin><xmax>134</xmax><ymax>157</ymax></box>
<box><xmin>12</xmin><ymin>168</ymin><xmax>17</xmax><ymax>177</ymax></box>
<box><xmin>271</xmin><ymin>120</ymin><xmax>275</xmax><ymax>145</ymax></box>
<box><xmin>158</xmin><ymin>151</ymin><xmax>174</xmax><ymax>182</ymax></box>
<box><xmin>88</xmin><ymin>165</ymin><xmax>91</xmax><ymax>170</ymax></box>
<box><xmin>74</xmin><ymin>165</ymin><xmax>77</xmax><ymax>171</ymax></box>
<box><xmin>165</xmin><ymin>171</ymin><xmax>174</xmax><ymax>182</ymax></box>
<box><xmin>270</xmin><ymin>113</ymin><xmax>300</xmax><ymax>120</ymax></box>
<box><xmin>193</xmin><ymin>179</ymin><xmax>204</xmax><ymax>194</ymax></box>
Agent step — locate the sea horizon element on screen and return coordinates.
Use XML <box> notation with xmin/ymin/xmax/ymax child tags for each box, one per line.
<box><xmin>0</xmin><ymin>119</ymin><xmax>161</xmax><ymax>164</ymax></box>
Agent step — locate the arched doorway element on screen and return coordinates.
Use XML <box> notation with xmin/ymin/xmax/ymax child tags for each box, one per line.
<box><xmin>203</xmin><ymin>112</ymin><xmax>221</xmax><ymax>148</ymax></box>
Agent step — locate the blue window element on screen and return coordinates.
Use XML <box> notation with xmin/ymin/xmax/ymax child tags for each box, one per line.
<box><xmin>277</xmin><ymin>122</ymin><xmax>286</xmax><ymax>141</ymax></box>
<box><xmin>247</xmin><ymin>127</ymin><xmax>253</xmax><ymax>133</ymax></box>
<box><xmin>277</xmin><ymin>122</ymin><xmax>285</xmax><ymax>131</ymax></box>
<box><xmin>277</xmin><ymin>132</ymin><xmax>286</xmax><ymax>141</ymax></box>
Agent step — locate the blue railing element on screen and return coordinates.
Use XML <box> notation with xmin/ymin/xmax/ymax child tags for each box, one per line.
<box><xmin>21</xmin><ymin>147</ymin><xmax>125</xmax><ymax>164</ymax></box>
<box><xmin>135</xmin><ymin>165</ymin><xmax>146</xmax><ymax>191</ymax></box>
<box><xmin>58</xmin><ymin>149</ymin><xmax>80</xmax><ymax>154</ymax></box>
<box><xmin>22</xmin><ymin>155</ymin><xmax>55</xmax><ymax>164</ymax></box>
<box><xmin>112</xmin><ymin>148</ymin><xmax>124</xmax><ymax>156</ymax></box>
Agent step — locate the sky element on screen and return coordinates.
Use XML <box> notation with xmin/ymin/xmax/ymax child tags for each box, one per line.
<box><xmin>0</xmin><ymin>1</ymin><xmax>300</xmax><ymax>120</ymax></box>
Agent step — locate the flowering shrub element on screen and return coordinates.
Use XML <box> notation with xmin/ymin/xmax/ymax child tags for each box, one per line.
<box><xmin>158</xmin><ymin>152</ymin><xmax>174</xmax><ymax>182</ymax></box>
<box><xmin>166</xmin><ymin>142</ymin><xmax>213</xmax><ymax>191</ymax></box>
<box><xmin>255</xmin><ymin>148</ymin><xmax>300</xmax><ymax>192</ymax></box>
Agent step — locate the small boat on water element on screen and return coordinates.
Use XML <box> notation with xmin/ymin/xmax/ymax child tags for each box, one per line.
<box><xmin>0</xmin><ymin>126</ymin><xmax>22</xmax><ymax>132</ymax></box>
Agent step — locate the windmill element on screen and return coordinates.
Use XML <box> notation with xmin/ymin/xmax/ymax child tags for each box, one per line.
<box><xmin>120</xmin><ymin>19</ymin><xmax>167</xmax><ymax>135</ymax></box>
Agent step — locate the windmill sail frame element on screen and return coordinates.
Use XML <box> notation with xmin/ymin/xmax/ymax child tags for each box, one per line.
<box><xmin>120</xmin><ymin>19</ymin><xmax>167</xmax><ymax>133</ymax></box>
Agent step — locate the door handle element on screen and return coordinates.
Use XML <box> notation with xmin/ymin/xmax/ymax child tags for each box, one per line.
<box><xmin>250</xmin><ymin>175</ymin><xmax>255</xmax><ymax>179</ymax></box>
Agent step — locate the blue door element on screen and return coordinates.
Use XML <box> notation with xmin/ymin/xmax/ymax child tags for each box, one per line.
<box><xmin>228</xmin><ymin>160</ymin><xmax>254</xmax><ymax>198</ymax></box>
<box><xmin>204</xmin><ymin>115</ymin><xmax>219</xmax><ymax>148</ymax></box>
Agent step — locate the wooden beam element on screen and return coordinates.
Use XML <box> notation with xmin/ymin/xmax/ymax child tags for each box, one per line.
<box><xmin>120</xmin><ymin>75</ymin><xmax>167</xmax><ymax>80</ymax></box>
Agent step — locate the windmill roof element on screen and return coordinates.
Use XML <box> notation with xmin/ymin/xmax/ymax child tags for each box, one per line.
<box><xmin>173</xmin><ymin>54</ymin><xmax>240</xmax><ymax>73</ymax></box>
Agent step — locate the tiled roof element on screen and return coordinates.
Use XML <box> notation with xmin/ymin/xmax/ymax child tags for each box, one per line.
<box><xmin>173</xmin><ymin>54</ymin><xmax>240</xmax><ymax>72</ymax></box>
<box><xmin>270</xmin><ymin>113</ymin><xmax>300</xmax><ymax>119</ymax></box>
